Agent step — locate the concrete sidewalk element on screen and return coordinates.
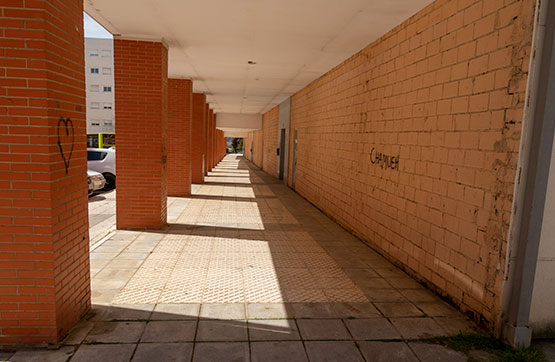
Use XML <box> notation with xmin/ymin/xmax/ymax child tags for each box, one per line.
<box><xmin>4</xmin><ymin>154</ymin><xmax>499</xmax><ymax>361</ymax></box>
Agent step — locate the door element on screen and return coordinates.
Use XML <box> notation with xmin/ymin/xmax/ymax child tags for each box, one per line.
<box><xmin>292</xmin><ymin>129</ymin><xmax>298</xmax><ymax>189</ymax></box>
<box><xmin>278</xmin><ymin>128</ymin><xmax>286</xmax><ymax>180</ymax></box>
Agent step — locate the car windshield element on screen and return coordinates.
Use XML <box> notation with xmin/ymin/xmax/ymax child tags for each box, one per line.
<box><xmin>87</xmin><ymin>151</ymin><xmax>107</xmax><ymax>161</ymax></box>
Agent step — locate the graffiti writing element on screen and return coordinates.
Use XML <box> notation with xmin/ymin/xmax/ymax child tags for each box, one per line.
<box><xmin>370</xmin><ymin>147</ymin><xmax>399</xmax><ymax>170</ymax></box>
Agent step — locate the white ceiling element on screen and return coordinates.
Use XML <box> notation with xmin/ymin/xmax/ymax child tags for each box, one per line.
<box><xmin>85</xmin><ymin>0</ymin><xmax>432</xmax><ymax>114</ymax></box>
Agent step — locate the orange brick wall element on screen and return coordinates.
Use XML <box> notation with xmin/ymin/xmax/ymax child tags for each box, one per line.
<box><xmin>252</xmin><ymin>130</ymin><xmax>264</xmax><ymax>168</ymax></box>
<box><xmin>115</xmin><ymin>39</ymin><xmax>168</xmax><ymax>229</ymax></box>
<box><xmin>167</xmin><ymin>79</ymin><xmax>192</xmax><ymax>197</ymax></box>
<box><xmin>207</xmin><ymin>109</ymin><xmax>213</xmax><ymax>173</ymax></box>
<box><xmin>0</xmin><ymin>0</ymin><xmax>91</xmax><ymax>345</ymax></box>
<box><xmin>262</xmin><ymin>106</ymin><xmax>279</xmax><ymax>177</ymax></box>
<box><xmin>244</xmin><ymin>132</ymin><xmax>252</xmax><ymax>160</ymax></box>
<box><xmin>281</xmin><ymin>0</ymin><xmax>536</xmax><ymax>331</ymax></box>
<box><xmin>204</xmin><ymin>104</ymin><xmax>209</xmax><ymax>176</ymax></box>
<box><xmin>192</xmin><ymin>93</ymin><xmax>206</xmax><ymax>183</ymax></box>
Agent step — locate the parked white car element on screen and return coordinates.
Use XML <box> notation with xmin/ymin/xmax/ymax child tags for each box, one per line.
<box><xmin>87</xmin><ymin>170</ymin><xmax>106</xmax><ymax>196</ymax></box>
<box><xmin>87</xmin><ymin>148</ymin><xmax>116</xmax><ymax>190</ymax></box>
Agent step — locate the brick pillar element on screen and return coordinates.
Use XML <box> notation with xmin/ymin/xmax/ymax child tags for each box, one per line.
<box><xmin>191</xmin><ymin>93</ymin><xmax>206</xmax><ymax>183</ymax></box>
<box><xmin>207</xmin><ymin>108</ymin><xmax>214</xmax><ymax>173</ymax></box>
<box><xmin>167</xmin><ymin>79</ymin><xmax>192</xmax><ymax>197</ymax></box>
<box><xmin>211</xmin><ymin>113</ymin><xmax>217</xmax><ymax>169</ymax></box>
<box><xmin>204</xmin><ymin>105</ymin><xmax>210</xmax><ymax>176</ymax></box>
<box><xmin>114</xmin><ymin>39</ymin><xmax>168</xmax><ymax>229</ymax></box>
<box><xmin>0</xmin><ymin>1</ymin><xmax>90</xmax><ymax>346</ymax></box>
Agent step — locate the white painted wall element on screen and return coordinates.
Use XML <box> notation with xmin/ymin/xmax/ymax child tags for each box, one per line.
<box><xmin>530</xmin><ymin>134</ymin><xmax>555</xmax><ymax>337</ymax></box>
<box><xmin>216</xmin><ymin>113</ymin><xmax>262</xmax><ymax>130</ymax></box>
<box><xmin>85</xmin><ymin>38</ymin><xmax>115</xmax><ymax>134</ymax></box>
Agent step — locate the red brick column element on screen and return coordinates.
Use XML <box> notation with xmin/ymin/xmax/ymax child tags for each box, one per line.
<box><xmin>204</xmin><ymin>105</ymin><xmax>210</xmax><ymax>176</ymax></box>
<box><xmin>114</xmin><ymin>39</ymin><xmax>168</xmax><ymax>229</ymax></box>
<box><xmin>191</xmin><ymin>93</ymin><xmax>206</xmax><ymax>183</ymax></box>
<box><xmin>207</xmin><ymin>108</ymin><xmax>214</xmax><ymax>173</ymax></box>
<box><xmin>167</xmin><ymin>79</ymin><xmax>192</xmax><ymax>197</ymax></box>
<box><xmin>0</xmin><ymin>1</ymin><xmax>90</xmax><ymax>345</ymax></box>
<box><xmin>211</xmin><ymin>113</ymin><xmax>217</xmax><ymax>169</ymax></box>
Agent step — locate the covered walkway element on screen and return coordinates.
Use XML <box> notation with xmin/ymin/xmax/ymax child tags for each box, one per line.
<box><xmin>3</xmin><ymin>155</ymin><xmax>478</xmax><ymax>361</ymax></box>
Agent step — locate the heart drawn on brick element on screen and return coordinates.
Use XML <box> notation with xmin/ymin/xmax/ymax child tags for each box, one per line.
<box><xmin>57</xmin><ymin>118</ymin><xmax>75</xmax><ymax>174</ymax></box>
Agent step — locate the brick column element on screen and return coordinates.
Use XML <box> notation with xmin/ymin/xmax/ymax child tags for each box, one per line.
<box><xmin>0</xmin><ymin>1</ymin><xmax>90</xmax><ymax>345</ymax></box>
<box><xmin>211</xmin><ymin>113</ymin><xmax>217</xmax><ymax>169</ymax></box>
<box><xmin>167</xmin><ymin>79</ymin><xmax>192</xmax><ymax>197</ymax></box>
<box><xmin>191</xmin><ymin>93</ymin><xmax>206</xmax><ymax>183</ymax></box>
<box><xmin>114</xmin><ymin>39</ymin><xmax>168</xmax><ymax>229</ymax></box>
<box><xmin>204</xmin><ymin>105</ymin><xmax>210</xmax><ymax>176</ymax></box>
<box><xmin>207</xmin><ymin>108</ymin><xmax>214</xmax><ymax>173</ymax></box>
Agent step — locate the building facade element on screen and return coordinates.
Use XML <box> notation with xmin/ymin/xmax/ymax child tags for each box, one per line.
<box><xmin>85</xmin><ymin>37</ymin><xmax>115</xmax><ymax>133</ymax></box>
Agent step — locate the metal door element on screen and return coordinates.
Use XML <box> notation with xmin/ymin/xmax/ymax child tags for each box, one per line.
<box><xmin>278</xmin><ymin>128</ymin><xmax>286</xmax><ymax>180</ymax></box>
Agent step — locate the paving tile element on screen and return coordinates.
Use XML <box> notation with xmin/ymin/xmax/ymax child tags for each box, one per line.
<box><xmin>92</xmin><ymin>304</ymin><xmax>154</xmax><ymax>321</ymax></box>
<box><xmin>358</xmin><ymin>341</ymin><xmax>419</xmax><ymax>362</ymax></box>
<box><xmin>251</xmin><ymin>341</ymin><xmax>308</xmax><ymax>362</ymax></box>
<box><xmin>141</xmin><ymin>321</ymin><xmax>197</xmax><ymax>342</ymax></box>
<box><xmin>374</xmin><ymin>302</ymin><xmax>424</xmax><ymax>317</ymax></box>
<box><xmin>297</xmin><ymin>319</ymin><xmax>351</xmax><ymax>340</ymax></box>
<box><xmin>289</xmin><ymin>303</ymin><xmax>337</xmax><ymax>318</ymax></box>
<box><xmin>408</xmin><ymin>342</ymin><xmax>468</xmax><ymax>362</ymax></box>
<box><xmin>390</xmin><ymin>317</ymin><xmax>446</xmax><ymax>339</ymax></box>
<box><xmin>200</xmin><ymin>303</ymin><xmax>246</xmax><ymax>319</ymax></box>
<box><xmin>247</xmin><ymin>303</ymin><xmax>292</xmax><ymax>319</ymax></box>
<box><xmin>85</xmin><ymin>321</ymin><xmax>146</xmax><ymax>343</ymax></box>
<box><xmin>70</xmin><ymin>344</ymin><xmax>136</xmax><ymax>362</ymax></box>
<box><xmin>344</xmin><ymin>318</ymin><xmax>401</xmax><ymax>340</ymax></box>
<box><xmin>361</xmin><ymin>288</ymin><xmax>407</xmax><ymax>302</ymax></box>
<box><xmin>400</xmin><ymin>289</ymin><xmax>438</xmax><ymax>302</ymax></box>
<box><xmin>0</xmin><ymin>352</ymin><xmax>14</xmax><ymax>361</ymax></box>
<box><xmin>196</xmin><ymin>320</ymin><xmax>248</xmax><ymax>341</ymax></box>
<box><xmin>132</xmin><ymin>343</ymin><xmax>193</xmax><ymax>362</ymax></box>
<box><xmin>434</xmin><ymin>317</ymin><xmax>476</xmax><ymax>335</ymax></box>
<box><xmin>9</xmin><ymin>346</ymin><xmax>75</xmax><ymax>362</ymax></box>
<box><xmin>415</xmin><ymin>301</ymin><xmax>460</xmax><ymax>317</ymax></box>
<box><xmin>192</xmin><ymin>342</ymin><xmax>249</xmax><ymax>362</ymax></box>
<box><xmin>63</xmin><ymin>318</ymin><xmax>94</xmax><ymax>345</ymax></box>
<box><xmin>331</xmin><ymin>302</ymin><xmax>381</xmax><ymax>318</ymax></box>
<box><xmin>152</xmin><ymin>303</ymin><xmax>200</xmax><ymax>320</ymax></box>
<box><xmin>249</xmin><ymin>319</ymin><xmax>300</xmax><ymax>341</ymax></box>
<box><xmin>305</xmin><ymin>341</ymin><xmax>365</xmax><ymax>362</ymax></box>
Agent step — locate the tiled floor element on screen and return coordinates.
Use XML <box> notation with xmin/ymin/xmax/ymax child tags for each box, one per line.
<box><xmin>6</xmin><ymin>154</ymin><xmax>488</xmax><ymax>361</ymax></box>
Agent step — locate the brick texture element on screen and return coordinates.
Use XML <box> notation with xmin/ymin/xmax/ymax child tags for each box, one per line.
<box><xmin>0</xmin><ymin>0</ymin><xmax>91</xmax><ymax>345</ymax></box>
<box><xmin>191</xmin><ymin>93</ymin><xmax>206</xmax><ymax>183</ymax></box>
<box><xmin>114</xmin><ymin>39</ymin><xmax>168</xmax><ymax>229</ymax></box>
<box><xmin>268</xmin><ymin>0</ymin><xmax>536</xmax><ymax>332</ymax></box>
<box><xmin>262</xmin><ymin>106</ymin><xmax>279</xmax><ymax>177</ymax></box>
<box><xmin>167</xmin><ymin>79</ymin><xmax>192</xmax><ymax>197</ymax></box>
<box><xmin>252</xmin><ymin>130</ymin><xmax>264</xmax><ymax>168</ymax></box>
<box><xmin>206</xmin><ymin>108</ymin><xmax>213</xmax><ymax>174</ymax></box>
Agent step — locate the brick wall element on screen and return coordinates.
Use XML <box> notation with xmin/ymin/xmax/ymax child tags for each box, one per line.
<box><xmin>262</xmin><ymin>106</ymin><xmax>279</xmax><ymax>177</ymax></box>
<box><xmin>252</xmin><ymin>130</ymin><xmax>264</xmax><ymax>168</ymax></box>
<box><xmin>115</xmin><ymin>39</ymin><xmax>168</xmax><ymax>229</ymax></box>
<box><xmin>277</xmin><ymin>0</ymin><xmax>536</xmax><ymax>331</ymax></box>
<box><xmin>244</xmin><ymin>132</ymin><xmax>252</xmax><ymax>160</ymax></box>
<box><xmin>191</xmin><ymin>93</ymin><xmax>205</xmax><ymax>183</ymax></box>
<box><xmin>207</xmin><ymin>108</ymin><xmax>213</xmax><ymax>173</ymax></box>
<box><xmin>167</xmin><ymin>79</ymin><xmax>192</xmax><ymax>197</ymax></box>
<box><xmin>0</xmin><ymin>0</ymin><xmax>91</xmax><ymax>345</ymax></box>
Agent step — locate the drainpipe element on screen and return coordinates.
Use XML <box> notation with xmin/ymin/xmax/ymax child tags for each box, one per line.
<box><xmin>502</xmin><ymin>0</ymin><xmax>555</xmax><ymax>347</ymax></box>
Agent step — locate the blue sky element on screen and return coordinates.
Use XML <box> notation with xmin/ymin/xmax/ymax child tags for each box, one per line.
<box><xmin>84</xmin><ymin>13</ymin><xmax>112</xmax><ymax>39</ymax></box>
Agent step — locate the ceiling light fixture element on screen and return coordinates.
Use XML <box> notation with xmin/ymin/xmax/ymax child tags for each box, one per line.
<box><xmin>247</xmin><ymin>60</ymin><xmax>256</xmax><ymax>65</ymax></box>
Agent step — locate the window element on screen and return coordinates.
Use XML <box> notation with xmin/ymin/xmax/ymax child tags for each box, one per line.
<box><xmin>103</xmin><ymin>121</ymin><xmax>113</xmax><ymax>126</ymax></box>
<box><xmin>90</xmin><ymin>68</ymin><xmax>99</xmax><ymax>74</ymax></box>
<box><xmin>87</xmin><ymin>151</ymin><xmax>107</xmax><ymax>161</ymax></box>
<box><xmin>89</xmin><ymin>49</ymin><xmax>99</xmax><ymax>56</ymax></box>
<box><xmin>103</xmin><ymin>103</ymin><xmax>112</xmax><ymax>109</ymax></box>
<box><xmin>91</xmin><ymin>122</ymin><xmax>100</xmax><ymax>126</ymax></box>
<box><xmin>101</xmin><ymin>50</ymin><xmax>112</xmax><ymax>57</ymax></box>
<box><xmin>103</xmin><ymin>86</ymin><xmax>112</xmax><ymax>92</ymax></box>
<box><xmin>102</xmin><ymin>67</ymin><xmax>112</xmax><ymax>75</ymax></box>
<box><xmin>90</xmin><ymin>84</ymin><xmax>100</xmax><ymax>92</ymax></box>
<box><xmin>90</xmin><ymin>102</ymin><xmax>100</xmax><ymax>109</ymax></box>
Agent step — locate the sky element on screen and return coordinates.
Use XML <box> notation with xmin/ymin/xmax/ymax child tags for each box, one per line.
<box><xmin>84</xmin><ymin>12</ymin><xmax>112</xmax><ymax>39</ymax></box>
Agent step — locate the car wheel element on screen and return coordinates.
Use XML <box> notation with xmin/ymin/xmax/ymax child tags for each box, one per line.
<box><xmin>102</xmin><ymin>173</ymin><xmax>116</xmax><ymax>190</ymax></box>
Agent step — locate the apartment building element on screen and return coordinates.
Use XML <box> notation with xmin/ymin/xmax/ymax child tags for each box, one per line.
<box><xmin>85</xmin><ymin>37</ymin><xmax>115</xmax><ymax>133</ymax></box>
